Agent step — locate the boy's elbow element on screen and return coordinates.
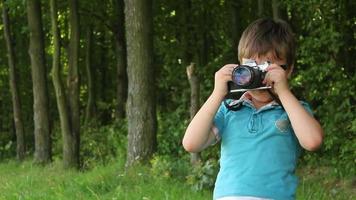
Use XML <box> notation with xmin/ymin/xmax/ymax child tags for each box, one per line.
<box><xmin>303</xmin><ymin>129</ymin><xmax>324</xmax><ymax>151</ymax></box>
<box><xmin>182</xmin><ymin>134</ymin><xmax>201</xmax><ymax>153</ymax></box>
<box><xmin>303</xmin><ymin>139</ymin><xmax>322</xmax><ymax>151</ymax></box>
<box><xmin>182</xmin><ymin>138</ymin><xmax>200</xmax><ymax>153</ymax></box>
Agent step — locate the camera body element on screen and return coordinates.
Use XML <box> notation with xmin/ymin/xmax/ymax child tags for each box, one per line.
<box><xmin>228</xmin><ymin>60</ymin><xmax>271</xmax><ymax>93</ymax></box>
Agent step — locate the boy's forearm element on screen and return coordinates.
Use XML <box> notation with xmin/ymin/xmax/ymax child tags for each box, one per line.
<box><xmin>278</xmin><ymin>89</ymin><xmax>323</xmax><ymax>151</ymax></box>
<box><xmin>182</xmin><ymin>91</ymin><xmax>224</xmax><ymax>152</ymax></box>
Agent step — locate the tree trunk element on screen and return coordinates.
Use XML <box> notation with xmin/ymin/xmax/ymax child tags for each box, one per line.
<box><xmin>124</xmin><ymin>0</ymin><xmax>157</xmax><ymax>167</ymax></box>
<box><xmin>2</xmin><ymin>0</ymin><xmax>25</xmax><ymax>161</ymax></box>
<box><xmin>258</xmin><ymin>0</ymin><xmax>264</xmax><ymax>17</ymax></box>
<box><xmin>229</xmin><ymin>0</ymin><xmax>240</xmax><ymax>59</ymax></box>
<box><xmin>114</xmin><ymin>0</ymin><xmax>127</xmax><ymax>120</ymax></box>
<box><xmin>66</xmin><ymin>0</ymin><xmax>80</xmax><ymax>168</ymax></box>
<box><xmin>85</xmin><ymin>26</ymin><xmax>96</xmax><ymax>124</ymax></box>
<box><xmin>180</xmin><ymin>0</ymin><xmax>201</xmax><ymax>164</ymax></box>
<box><xmin>272</xmin><ymin>0</ymin><xmax>280</xmax><ymax>20</ymax></box>
<box><xmin>26</xmin><ymin>0</ymin><xmax>51</xmax><ymax>164</ymax></box>
<box><xmin>97</xmin><ymin>32</ymin><xmax>110</xmax><ymax>123</ymax></box>
<box><xmin>186</xmin><ymin>63</ymin><xmax>201</xmax><ymax>165</ymax></box>
<box><xmin>199</xmin><ymin>10</ymin><xmax>209</xmax><ymax>67</ymax></box>
<box><xmin>50</xmin><ymin>0</ymin><xmax>74</xmax><ymax>169</ymax></box>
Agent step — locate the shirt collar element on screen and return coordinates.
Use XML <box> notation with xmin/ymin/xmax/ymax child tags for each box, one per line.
<box><xmin>227</xmin><ymin>92</ymin><xmax>280</xmax><ymax>111</ymax></box>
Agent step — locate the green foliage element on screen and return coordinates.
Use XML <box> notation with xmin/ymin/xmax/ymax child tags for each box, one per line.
<box><xmin>0</xmin><ymin>139</ymin><xmax>355</xmax><ymax>199</ymax></box>
<box><xmin>0</xmin><ymin>0</ymin><xmax>354</xmax><ymax>189</ymax></box>
<box><xmin>186</xmin><ymin>159</ymin><xmax>219</xmax><ymax>191</ymax></box>
<box><xmin>153</xmin><ymin>0</ymin><xmax>355</xmax><ymax>184</ymax></box>
<box><xmin>52</xmin><ymin>121</ymin><xmax>127</xmax><ymax>170</ymax></box>
<box><xmin>296</xmin><ymin>166</ymin><xmax>356</xmax><ymax>200</ymax></box>
<box><xmin>0</xmin><ymin>159</ymin><xmax>212</xmax><ymax>200</ymax></box>
<box><xmin>156</xmin><ymin>108</ymin><xmax>188</xmax><ymax>156</ymax></box>
<box><xmin>150</xmin><ymin>154</ymin><xmax>190</xmax><ymax>180</ymax></box>
<box><xmin>0</xmin><ymin>140</ymin><xmax>15</xmax><ymax>160</ymax></box>
<box><xmin>80</xmin><ymin>121</ymin><xmax>127</xmax><ymax>169</ymax></box>
<box><xmin>284</xmin><ymin>0</ymin><xmax>356</xmax><ymax>176</ymax></box>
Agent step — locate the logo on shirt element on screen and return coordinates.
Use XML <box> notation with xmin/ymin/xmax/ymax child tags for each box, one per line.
<box><xmin>275</xmin><ymin>118</ymin><xmax>291</xmax><ymax>133</ymax></box>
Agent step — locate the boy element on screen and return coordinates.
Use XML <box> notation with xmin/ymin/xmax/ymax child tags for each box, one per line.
<box><xmin>182</xmin><ymin>18</ymin><xmax>323</xmax><ymax>200</ymax></box>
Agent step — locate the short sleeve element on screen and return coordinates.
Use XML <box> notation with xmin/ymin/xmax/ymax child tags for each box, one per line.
<box><xmin>213</xmin><ymin>102</ymin><xmax>227</xmax><ymax>139</ymax></box>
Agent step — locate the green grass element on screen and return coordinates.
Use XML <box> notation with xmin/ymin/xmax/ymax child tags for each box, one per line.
<box><xmin>296</xmin><ymin>166</ymin><xmax>355</xmax><ymax>200</ymax></box>
<box><xmin>0</xmin><ymin>159</ymin><xmax>210</xmax><ymax>200</ymax></box>
<box><xmin>0</xmin><ymin>159</ymin><xmax>354</xmax><ymax>200</ymax></box>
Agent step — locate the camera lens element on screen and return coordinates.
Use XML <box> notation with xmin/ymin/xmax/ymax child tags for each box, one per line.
<box><xmin>232</xmin><ymin>66</ymin><xmax>252</xmax><ymax>86</ymax></box>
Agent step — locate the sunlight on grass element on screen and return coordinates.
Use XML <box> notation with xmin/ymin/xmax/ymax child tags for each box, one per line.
<box><xmin>0</xmin><ymin>160</ymin><xmax>354</xmax><ymax>200</ymax></box>
<box><xmin>0</xmin><ymin>160</ymin><xmax>211</xmax><ymax>200</ymax></box>
<box><xmin>296</xmin><ymin>166</ymin><xmax>355</xmax><ymax>200</ymax></box>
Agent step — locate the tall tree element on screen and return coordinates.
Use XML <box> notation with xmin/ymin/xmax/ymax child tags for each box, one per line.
<box><xmin>79</xmin><ymin>0</ymin><xmax>127</xmax><ymax>121</ymax></box>
<box><xmin>2</xmin><ymin>0</ymin><xmax>25</xmax><ymax>161</ymax></box>
<box><xmin>272</xmin><ymin>0</ymin><xmax>280</xmax><ymax>20</ymax></box>
<box><xmin>26</xmin><ymin>0</ymin><xmax>51</xmax><ymax>164</ymax></box>
<box><xmin>50</xmin><ymin>0</ymin><xmax>74</xmax><ymax>169</ymax></box>
<box><xmin>258</xmin><ymin>0</ymin><xmax>264</xmax><ymax>17</ymax></box>
<box><xmin>228</xmin><ymin>0</ymin><xmax>241</xmax><ymax>59</ymax></box>
<box><xmin>179</xmin><ymin>0</ymin><xmax>201</xmax><ymax>164</ymax></box>
<box><xmin>113</xmin><ymin>0</ymin><xmax>127</xmax><ymax>120</ymax></box>
<box><xmin>66</xmin><ymin>0</ymin><xmax>81</xmax><ymax>168</ymax></box>
<box><xmin>84</xmin><ymin>25</ymin><xmax>96</xmax><ymax>124</ymax></box>
<box><xmin>272</xmin><ymin>0</ymin><xmax>287</xmax><ymax>21</ymax></box>
<box><xmin>124</xmin><ymin>0</ymin><xmax>156</xmax><ymax>167</ymax></box>
<box><xmin>186</xmin><ymin>63</ymin><xmax>200</xmax><ymax>165</ymax></box>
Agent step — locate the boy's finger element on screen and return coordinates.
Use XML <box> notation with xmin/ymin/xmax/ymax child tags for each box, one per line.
<box><xmin>264</xmin><ymin>71</ymin><xmax>272</xmax><ymax>80</ymax></box>
<box><xmin>223</xmin><ymin>64</ymin><xmax>238</xmax><ymax>69</ymax></box>
<box><xmin>224</xmin><ymin>74</ymin><xmax>232</xmax><ymax>80</ymax></box>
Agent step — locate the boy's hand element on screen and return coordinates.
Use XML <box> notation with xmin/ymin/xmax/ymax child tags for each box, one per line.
<box><xmin>263</xmin><ymin>64</ymin><xmax>289</xmax><ymax>95</ymax></box>
<box><xmin>213</xmin><ymin>64</ymin><xmax>236</xmax><ymax>98</ymax></box>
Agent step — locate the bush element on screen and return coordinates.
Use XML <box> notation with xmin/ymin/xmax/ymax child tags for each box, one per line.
<box><xmin>0</xmin><ymin>139</ymin><xmax>15</xmax><ymax>160</ymax></box>
<box><xmin>285</xmin><ymin>0</ymin><xmax>356</xmax><ymax>176</ymax></box>
<box><xmin>80</xmin><ymin>121</ymin><xmax>128</xmax><ymax>169</ymax></box>
<box><xmin>156</xmin><ymin>108</ymin><xmax>189</xmax><ymax>156</ymax></box>
<box><xmin>51</xmin><ymin>120</ymin><xmax>127</xmax><ymax>169</ymax></box>
<box><xmin>186</xmin><ymin>159</ymin><xmax>219</xmax><ymax>191</ymax></box>
<box><xmin>150</xmin><ymin>154</ymin><xmax>190</xmax><ymax>180</ymax></box>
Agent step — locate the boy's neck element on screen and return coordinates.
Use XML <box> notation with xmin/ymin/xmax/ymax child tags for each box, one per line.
<box><xmin>250</xmin><ymin>97</ymin><xmax>274</xmax><ymax>110</ymax></box>
<box><xmin>243</xmin><ymin>91</ymin><xmax>274</xmax><ymax>110</ymax></box>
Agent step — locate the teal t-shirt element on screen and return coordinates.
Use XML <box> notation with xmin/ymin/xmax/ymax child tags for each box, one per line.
<box><xmin>213</xmin><ymin>99</ymin><xmax>312</xmax><ymax>200</ymax></box>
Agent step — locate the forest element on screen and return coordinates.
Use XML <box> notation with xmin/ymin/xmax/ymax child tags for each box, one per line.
<box><xmin>0</xmin><ymin>0</ymin><xmax>355</xmax><ymax>199</ymax></box>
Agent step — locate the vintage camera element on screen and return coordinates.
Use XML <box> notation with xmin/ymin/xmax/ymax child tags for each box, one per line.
<box><xmin>228</xmin><ymin>60</ymin><xmax>272</xmax><ymax>93</ymax></box>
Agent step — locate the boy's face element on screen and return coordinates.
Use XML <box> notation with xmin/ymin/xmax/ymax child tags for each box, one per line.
<box><xmin>242</xmin><ymin>51</ymin><xmax>291</xmax><ymax>103</ymax></box>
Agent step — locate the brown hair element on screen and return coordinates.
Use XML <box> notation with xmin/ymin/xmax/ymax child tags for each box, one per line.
<box><xmin>238</xmin><ymin>18</ymin><xmax>296</xmax><ymax>69</ymax></box>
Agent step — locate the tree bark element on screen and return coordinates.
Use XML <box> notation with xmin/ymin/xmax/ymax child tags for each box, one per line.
<box><xmin>124</xmin><ymin>0</ymin><xmax>157</xmax><ymax>167</ymax></box>
<box><xmin>2</xmin><ymin>0</ymin><xmax>25</xmax><ymax>161</ymax></box>
<box><xmin>180</xmin><ymin>0</ymin><xmax>201</xmax><ymax>164</ymax></box>
<box><xmin>66</xmin><ymin>0</ymin><xmax>80</xmax><ymax>168</ymax></box>
<box><xmin>26</xmin><ymin>0</ymin><xmax>51</xmax><ymax>164</ymax></box>
<box><xmin>97</xmin><ymin>32</ymin><xmax>111</xmax><ymax>123</ymax></box>
<box><xmin>85</xmin><ymin>26</ymin><xmax>96</xmax><ymax>124</ymax></box>
<box><xmin>258</xmin><ymin>0</ymin><xmax>264</xmax><ymax>17</ymax></box>
<box><xmin>272</xmin><ymin>0</ymin><xmax>280</xmax><ymax>20</ymax></box>
<box><xmin>50</xmin><ymin>0</ymin><xmax>75</xmax><ymax>169</ymax></box>
<box><xmin>229</xmin><ymin>0</ymin><xmax>240</xmax><ymax>58</ymax></box>
<box><xmin>114</xmin><ymin>0</ymin><xmax>127</xmax><ymax>120</ymax></box>
<box><xmin>186</xmin><ymin>63</ymin><xmax>201</xmax><ymax>165</ymax></box>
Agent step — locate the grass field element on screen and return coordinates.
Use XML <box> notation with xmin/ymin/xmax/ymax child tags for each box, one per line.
<box><xmin>0</xmin><ymin>159</ymin><xmax>354</xmax><ymax>200</ymax></box>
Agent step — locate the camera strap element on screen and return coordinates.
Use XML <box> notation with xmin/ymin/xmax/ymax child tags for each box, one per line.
<box><xmin>223</xmin><ymin>99</ymin><xmax>243</xmax><ymax>111</ymax></box>
<box><xmin>224</xmin><ymin>90</ymin><xmax>285</xmax><ymax>111</ymax></box>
